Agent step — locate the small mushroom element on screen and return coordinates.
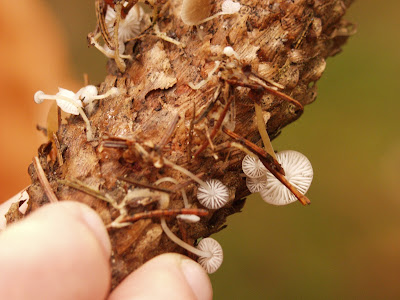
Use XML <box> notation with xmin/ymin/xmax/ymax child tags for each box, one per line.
<box><xmin>223</xmin><ymin>46</ymin><xmax>240</xmax><ymax>60</ymax></box>
<box><xmin>34</xmin><ymin>88</ymin><xmax>83</xmax><ymax>115</ymax></box>
<box><xmin>76</xmin><ymin>86</ymin><xmax>119</xmax><ymax>105</ymax></box>
<box><xmin>197</xmin><ymin>237</ymin><xmax>224</xmax><ymax>274</ymax></box>
<box><xmin>260</xmin><ymin>150</ymin><xmax>313</xmax><ymax>205</ymax></box>
<box><xmin>246</xmin><ymin>175</ymin><xmax>268</xmax><ymax>193</ymax></box>
<box><xmin>163</xmin><ymin>159</ymin><xmax>229</xmax><ymax>209</ymax></box>
<box><xmin>176</xmin><ymin>214</ymin><xmax>201</xmax><ymax>223</ymax></box>
<box><xmin>105</xmin><ymin>4</ymin><xmax>143</xmax><ymax>45</ymax></box>
<box><xmin>221</xmin><ymin>0</ymin><xmax>241</xmax><ymax>14</ymax></box>
<box><xmin>160</xmin><ymin>218</ymin><xmax>223</xmax><ymax>273</ymax></box>
<box><xmin>34</xmin><ymin>88</ymin><xmax>95</xmax><ymax>140</ymax></box>
<box><xmin>197</xmin><ymin>179</ymin><xmax>229</xmax><ymax>209</ymax></box>
<box><xmin>180</xmin><ymin>0</ymin><xmax>211</xmax><ymax>26</ymax></box>
<box><xmin>242</xmin><ymin>154</ymin><xmax>268</xmax><ymax>178</ymax></box>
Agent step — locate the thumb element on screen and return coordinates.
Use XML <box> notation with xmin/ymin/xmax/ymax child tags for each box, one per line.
<box><xmin>0</xmin><ymin>201</ymin><xmax>111</xmax><ymax>300</ymax></box>
<box><xmin>109</xmin><ymin>253</ymin><xmax>213</xmax><ymax>300</ymax></box>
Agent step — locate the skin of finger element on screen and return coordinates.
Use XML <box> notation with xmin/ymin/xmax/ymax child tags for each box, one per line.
<box><xmin>0</xmin><ymin>202</ymin><xmax>111</xmax><ymax>300</ymax></box>
<box><xmin>109</xmin><ymin>253</ymin><xmax>213</xmax><ymax>300</ymax></box>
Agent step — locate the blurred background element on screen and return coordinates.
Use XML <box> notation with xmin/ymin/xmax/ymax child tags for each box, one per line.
<box><xmin>1</xmin><ymin>0</ymin><xmax>399</xmax><ymax>298</ymax></box>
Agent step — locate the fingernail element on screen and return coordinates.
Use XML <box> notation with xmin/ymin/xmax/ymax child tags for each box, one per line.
<box><xmin>180</xmin><ymin>258</ymin><xmax>213</xmax><ymax>300</ymax></box>
<box><xmin>60</xmin><ymin>202</ymin><xmax>112</xmax><ymax>258</ymax></box>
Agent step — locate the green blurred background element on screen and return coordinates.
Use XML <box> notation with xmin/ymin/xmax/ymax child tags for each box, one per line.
<box><xmin>16</xmin><ymin>0</ymin><xmax>400</xmax><ymax>298</ymax></box>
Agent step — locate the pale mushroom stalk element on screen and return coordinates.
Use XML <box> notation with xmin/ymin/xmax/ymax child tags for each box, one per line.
<box><xmin>155</xmin><ymin>177</ymin><xmax>200</xmax><ymax>222</ymax></box>
<box><xmin>89</xmin><ymin>33</ymin><xmax>132</xmax><ymax>60</ymax></box>
<box><xmin>163</xmin><ymin>158</ymin><xmax>209</xmax><ymax>189</ymax></box>
<box><xmin>254</xmin><ymin>103</ymin><xmax>277</xmax><ymax>160</ymax></box>
<box><xmin>155</xmin><ymin>177</ymin><xmax>189</xmax><ymax>208</ymax></box>
<box><xmin>113</xmin><ymin>3</ymin><xmax>127</xmax><ymax>72</ymax></box>
<box><xmin>160</xmin><ymin>218</ymin><xmax>212</xmax><ymax>258</ymax></box>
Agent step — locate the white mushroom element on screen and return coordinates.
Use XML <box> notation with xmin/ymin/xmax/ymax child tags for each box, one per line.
<box><xmin>163</xmin><ymin>159</ymin><xmax>230</xmax><ymax>209</ymax></box>
<box><xmin>76</xmin><ymin>85</ymin><xmax>119</xmax><ymax>105</ymax></box>
<box><xmin>223</xmin><ymin>46</ymin><xmax>240</xmax><ymax>60</ymax></box>
<box><xmin>246</xmin><ymin>175</ymin><xmax>268</xmax><ymax>193</ymax></box>
<box><xmin>176</xmin><ymin>214</ymin><xmax>201</xmax><ymax>223</ymax></box>
<box><xmin>242</xmin><ymin>154</ymin><xmax>268</xmax><ymax>178</ymax></box>
<box><xmin>34</xmin><ymin>88</ymin><xmax>83</xmax><ymax>115</ymax></box>
<box><xmin>105</xmin><ymin>4</ymin><xmax>144</xmax><ymax>45</ymax></box>
<box><xmin>34</xmin><ymin>88</ymin><xmax>94</xmax><ymax>140</ymax></box>
<box><xmin>196</xmin><ymin>237</ymin><xmax>224</xmax><ymax>274</ymax></box>
<box><xmin>197</xmin><ymin>179</ymin><xmax>229</xmax><ymax>209</ymax></box>
<box><xmin>260</xmin><ymin>150</ymin><xmax>313</xmax><ymax>206</ymax></box>
<box><xmin>160</xmin><ymin>218</ymin><xmax>223</xmax><ymax>273</ymax></box>
<box><xmin>221</xmin><ymin>0</ymin><xmax>241</xmax><ymax>14</ymax></box>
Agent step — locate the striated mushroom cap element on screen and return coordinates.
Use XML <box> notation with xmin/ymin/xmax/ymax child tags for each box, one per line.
<box><xmin>197</xmin><ymin>179</ymin><xmax>229</xmax><ymax>209</ymax></box>
<box><xmin>242</xmin><ymin>155</ymin><xmax>268</xmax><ymax>178</ymax></box>
<box><xmin>260</xmin><ymin>150</ymin><xmax>313</xmax><ymax>205</ymax></box>
<box><xmin>197</xmin><ymin>237</ymin><xmax>224</xmax><ymax>274</ymax></box>
<box><xmin>56</xmin><ymin>88</ymin><xmax>83</xmax><ymax>115</ymax></box>
<box><xmin>246</xmin><ymin>175</ymin><xmax>268</xmax><ymax>193</ymax></box>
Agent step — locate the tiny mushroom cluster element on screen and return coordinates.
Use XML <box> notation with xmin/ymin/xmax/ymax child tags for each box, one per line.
<box><xmin>103</xmin><ymin>4</ymin><xmax>144</xmax><ymax>56</ymax></box>
<box><xmin>242</xmin><ymin>150</ymin><xmax>313</xmax><ymax>205</ymax></box>
<box><xmin>34</xmin><ymin>85</ymin><xmax>119</xmax><ymax>141</ymax></box>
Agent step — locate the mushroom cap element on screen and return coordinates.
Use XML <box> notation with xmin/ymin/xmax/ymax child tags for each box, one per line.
<box><xmin>33</xmin><ymin>91</ymin><xmax>45</xmax><ymax>104</ymax></box>
<box><xmin>242</xmin><ymin>155</ymin><xmax>268</xmax><ymax>178</ymax></box>
<box><xmin>76</xmin><ymin>85</ymin><xmax>98</xmax><ymax>104</ymax></box>
<box><xmin>177</xmin><ymin>214</ymin><xmax>200</xmax><ymax>223</ymax></box>
<box><xmin>180</xmin><ymin>0</ymin><xmax>211</xmax><ymax>25</ymax></box>
<box><xmin>260</xmin><ymin>150</ymin><xmax>313</xmax><ymax>206</ymax></box>
<box><xmin>246</xmin><ymin>175</ymin><xmax>268</xmax><ymax>193</ymax></box>
<box><xmin>105</xmin><ymin>4</ymin><xmax>143</xmax><ymax>43</ymax></box>
<box><xmin>221</xmin><ymin>0</ymin><xmax>241</xmax><ymax>14</ymax></box>
<box><xmin>223</xmin><ymin>46</ymin><xmax>239</xmax><ymax>59</ymax></box>
<box><xmin>197</xmin><ymin>179</ymin><xmax>229</xmax><ymax>209</ymax></box>
<box><xmin>56</xmin><ymin>88</ymin><xmax>83</xmax><ymax>115</ymax></box>
<box><xmin>197</xmin><ymin>237</ymin><xmax>224</xmax><ymax>274</ymax></box>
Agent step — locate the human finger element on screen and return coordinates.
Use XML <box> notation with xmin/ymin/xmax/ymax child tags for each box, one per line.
<box><xmin>109</xmin><ymin>253</ymin><xmax>212</xmax><ymax>300</ymax></box>
<box><xmin>0</xmin><ymin>201</ymin><xmax>111</xmax><ymax>300</ymax></box>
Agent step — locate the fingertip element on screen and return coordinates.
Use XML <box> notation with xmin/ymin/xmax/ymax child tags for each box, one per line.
<box><xmin>0</xmin><ymin>201</ymin><xmax>111</xmax><ymax>300</ymax></box>
<box><xmin>110</xmin><ymin>253</ymin><xmax>212</xmax><ymax>300</ymax></box>
<box><xmin>53</xmin><ymin>201</ymin><xmax>112</xmax><ymax>257</ymax></box>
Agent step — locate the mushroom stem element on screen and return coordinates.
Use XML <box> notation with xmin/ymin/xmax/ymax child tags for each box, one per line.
<box><xmin>91</xmin><ymin>87</ymin><xmax>119</xmax><ymax>100</ymax></box>
<box><xmin>155</xmin><ymin>177</ymin><xmax>190</xmax><ymax>208</ymax></box>
<box><xmin>113</xmin><ymin>3</ymin><xmax>127</xmax><ymax>72</ymax></box>
<box><xmin>89</xmin><ymin>33</ymin><xmax>132</xmax><ymax>59</ymax></box>
<box><xmin>160</xmin><ymin>218</ymin><xmax>212</xmax><ymax>258</ymax></box>
<box><xmin>254</xmin><ymin>103</ymin><xmax>277</xmax><ymax>160</ymax></box>
<box><xmin>77</xmin><ymin>107</ymin><xmax>94</xmax><ymax>141</ymax></box>
<box><xmin>193</xmin><ymin>94</ymin><xmax>234</xmax><ymax>158</ymax></box>
<box><xmin>163</xmin><ymin>158</ymin><xmax>208</xmax><ymax>189</ymax></box>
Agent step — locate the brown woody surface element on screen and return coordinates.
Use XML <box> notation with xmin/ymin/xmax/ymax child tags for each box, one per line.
<box><xmin>13</xmin><ymin>0</ymin><xmax>354</xmax><ymax>288</ymax></box>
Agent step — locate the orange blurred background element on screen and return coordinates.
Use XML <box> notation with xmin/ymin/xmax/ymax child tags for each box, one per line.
<box><xmin>1</xmin><ymin>0</ymin><xmax>400</xmax><ymax>299</ymax></box>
